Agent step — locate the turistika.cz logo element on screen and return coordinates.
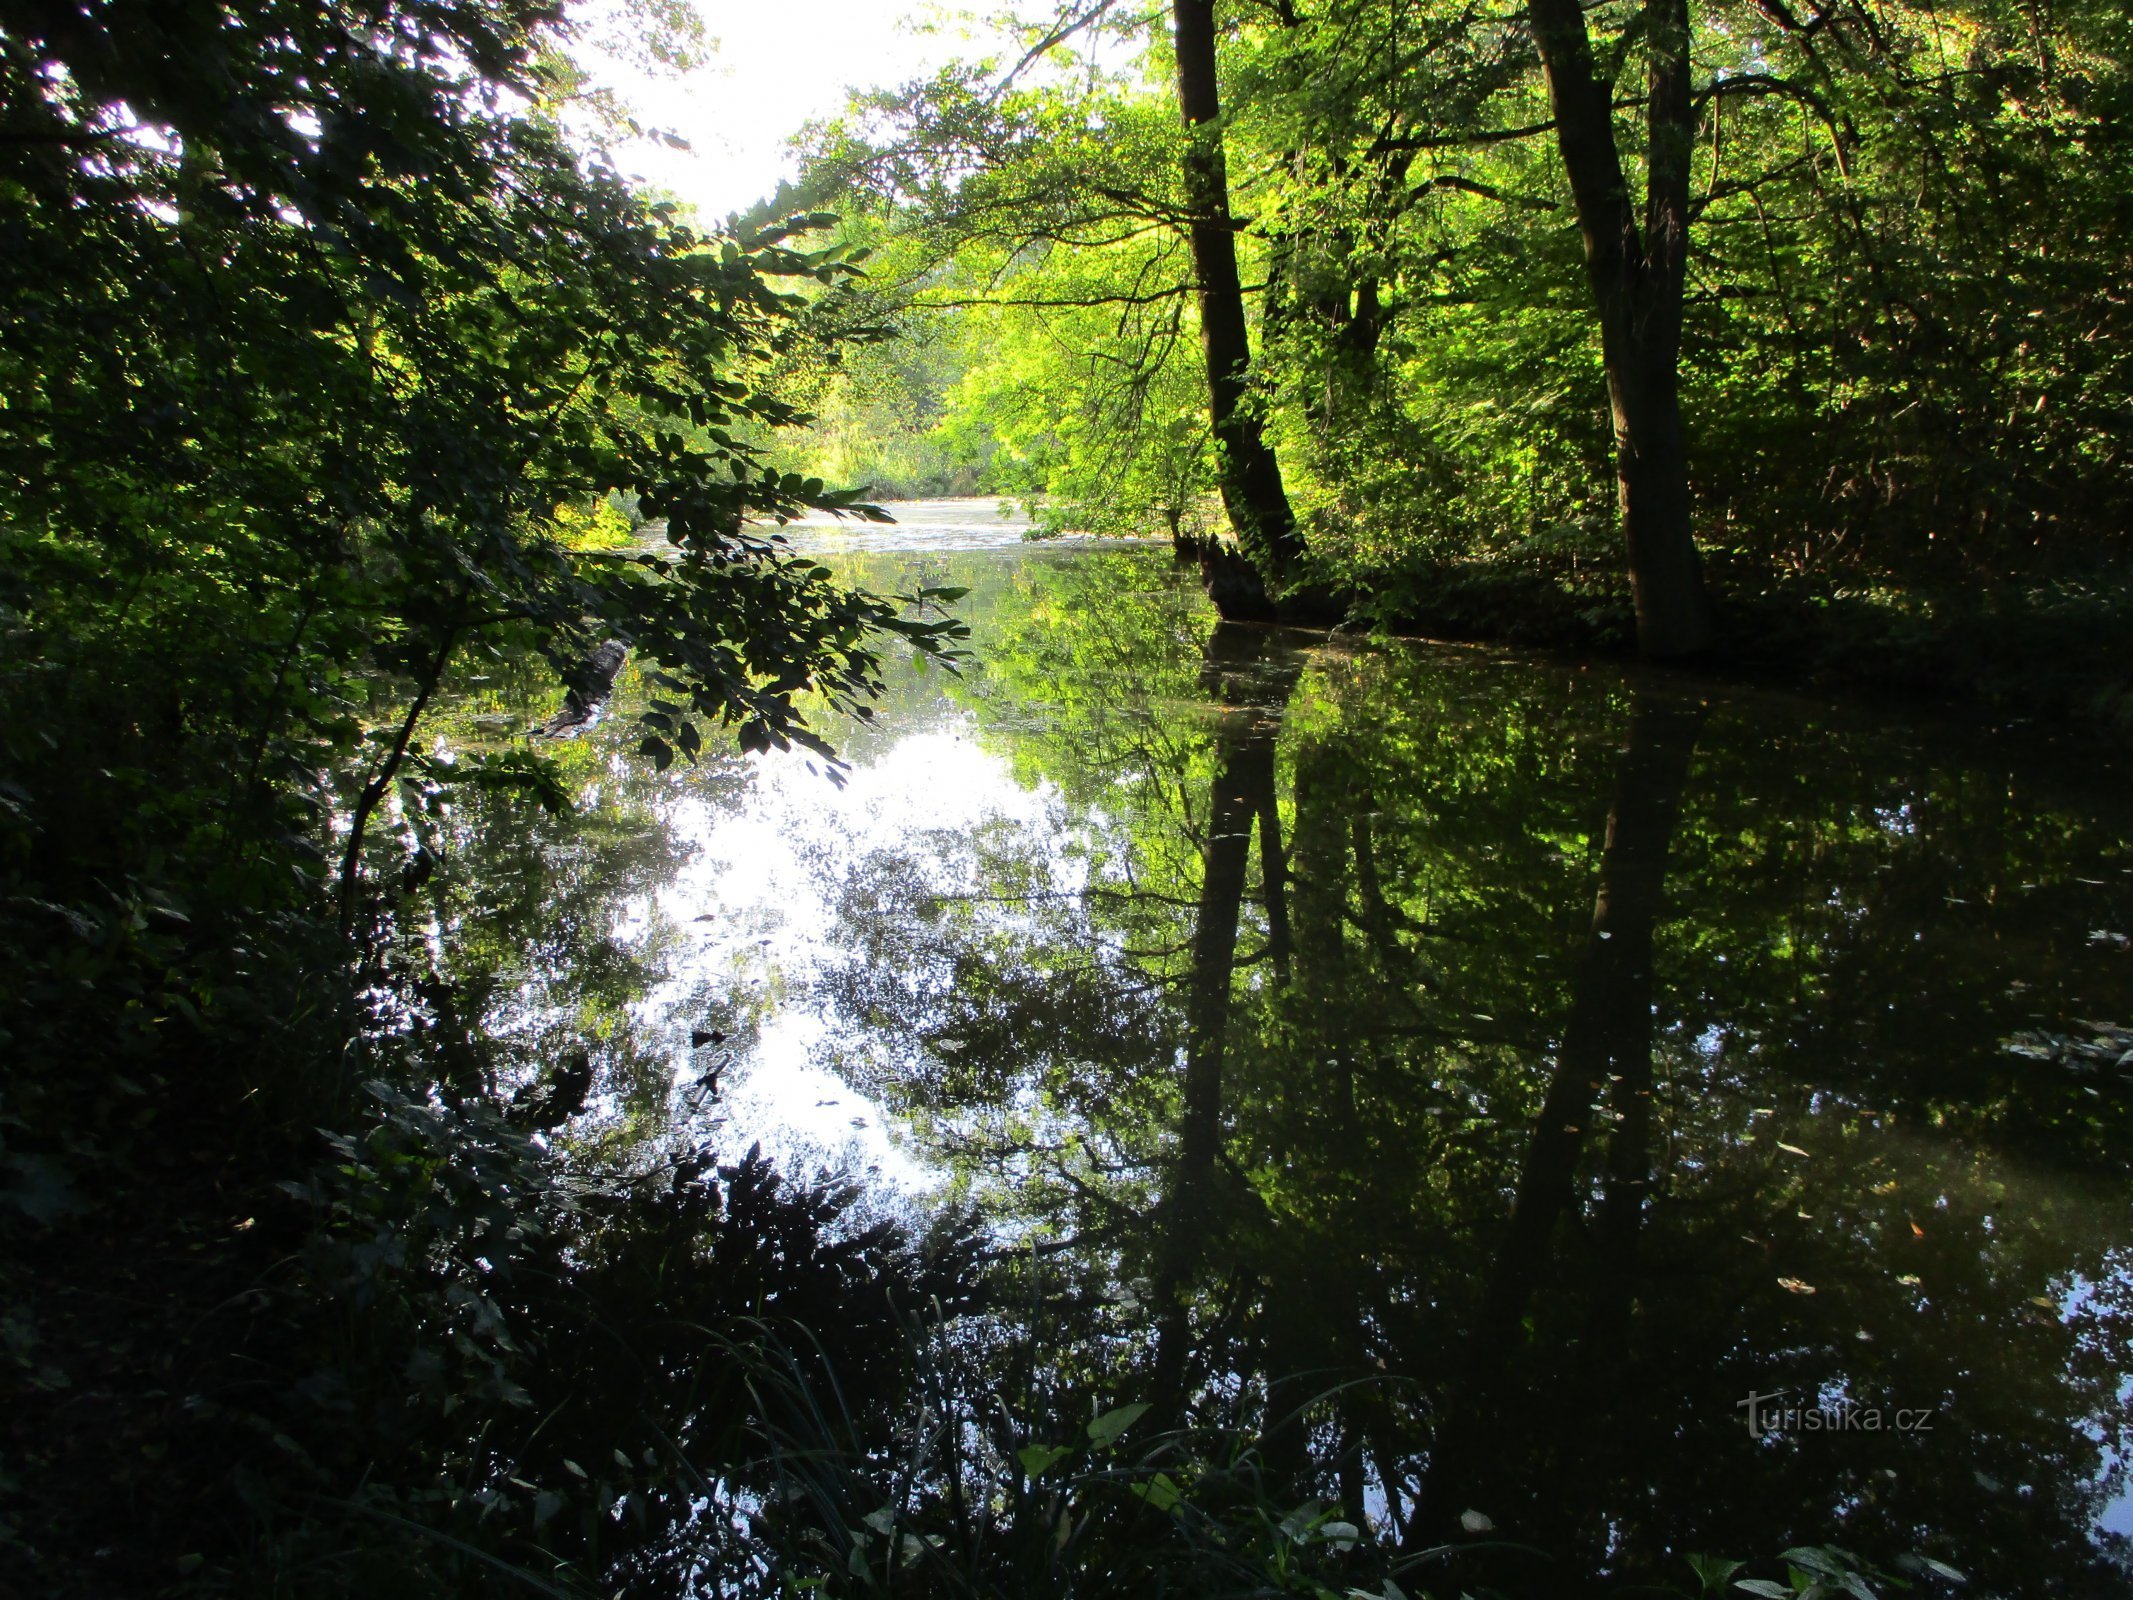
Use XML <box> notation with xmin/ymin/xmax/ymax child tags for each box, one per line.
<box><xmin>1739</xmin><ymin>1390</ymin><xmax>1937</xmax><ymax>1438</ymax></box>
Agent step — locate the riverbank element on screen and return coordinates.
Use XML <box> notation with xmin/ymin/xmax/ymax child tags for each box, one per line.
<box><xmin>1341</xmin><ymin>557</ymin><xmax>2133</xmax><ymax>747</ymax></box>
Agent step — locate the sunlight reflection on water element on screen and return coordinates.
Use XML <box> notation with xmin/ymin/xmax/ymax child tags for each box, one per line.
<box><xmin>645</xmin><ymin>720</ymin><xmax>1078</xmax><ymax>1190</ymax></box>
<box><xmin>760</xmin><ymin>495</ymin><xmax>1148</xmax><ymax>554</ymax></box>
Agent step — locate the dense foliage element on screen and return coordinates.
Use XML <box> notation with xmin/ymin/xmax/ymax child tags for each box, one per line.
<box><xmin>0</xmin><ymin>2</ymin><xmax>968</xmax><ymax>1591</ymax></box>
<box><xmin>784</xmin><ymin>0</ymin><xmax>2133</xmax><ymax>681</ymax></box>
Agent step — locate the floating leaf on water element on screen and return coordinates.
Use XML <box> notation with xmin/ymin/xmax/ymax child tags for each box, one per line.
<box><xmin>2007</xmin><ymin>1019</ymin><xmax>2133</xmax><ymax>1069</ymax></box>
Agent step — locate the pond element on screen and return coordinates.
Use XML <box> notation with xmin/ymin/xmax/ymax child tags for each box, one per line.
<box><xmin>416</xmin><ymin>504</ymin><xmax>2133</xmax><ymax>1595</ymax></box>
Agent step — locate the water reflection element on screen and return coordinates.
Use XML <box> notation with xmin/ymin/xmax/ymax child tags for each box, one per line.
<box><xmin>414</xmin><ymin>538</ymin><xmax>2133</xmax><ymax>1594</ymax></box>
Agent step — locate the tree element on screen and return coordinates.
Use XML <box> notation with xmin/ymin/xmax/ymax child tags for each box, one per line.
<box><xmin>1170</xmin><ymin>0</ymin><xmax>1307</xmax><ymax>589</ymax></box>
<box><xmin>795</xmin><ymin>10</ymin><xmax>1321</xmax><ymax>611</ymax></box>
<box><xmin>1526</xmin><ymin>0</ymin><xmax>1716</xmax><ymax>655</ymax></box>
<box><xmin>0</xmin><ymin>5</ymin><xmax>970</xmax><ymax>1585</ymax></box>
<box><xmin>0</xmin><ymin>0</ymin><xmax>966</xmax><ymax>944</ymax></box>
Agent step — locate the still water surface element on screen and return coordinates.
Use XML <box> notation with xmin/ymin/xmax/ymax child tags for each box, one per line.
<box><xmin>431</xmin><ymin>506</ymin><xmax>2133</xmax><ymax>1593</ymax></box>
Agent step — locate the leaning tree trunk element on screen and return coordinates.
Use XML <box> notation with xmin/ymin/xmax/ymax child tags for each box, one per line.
<box><xmin>1171</xmin><ymin>0</ymin><xmax>1304</xmax><ymax>592</ymax></box>
<box><xmin>1528</xmin><ymin>0</ymin><xmax>1715</xmax><ymax>658</ymax></box>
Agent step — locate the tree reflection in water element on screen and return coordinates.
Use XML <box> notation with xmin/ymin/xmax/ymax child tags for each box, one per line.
<box><xmin>405</xmin><ymin>546</ymin><xmax>2133</xmax><ymax>1595</ymax></box>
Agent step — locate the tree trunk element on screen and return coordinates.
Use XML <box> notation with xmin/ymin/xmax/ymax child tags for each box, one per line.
<box><xmin>1171</xmin><ymin>0</ymin><xmax>1304</xmax><ymax>590</ymax></box>
<box><xmin>1414</xmin><ymin>689</ymin><xmax>1705</xmax><ymax>1541</ymax></box>
<box><xmin>336</xmin><ymin>622</ymin><xmax>460</xmax><ymax>935</ymax></box>
<box><xmin>1528</xmin><ymin>0</ymin><xmax>1716</xmax><ymax>658</ymax></box>
<box><xmin>1150</xmin><ymin>624</ymin><xmax>1300</xmax><ymax>1420</ymax></box>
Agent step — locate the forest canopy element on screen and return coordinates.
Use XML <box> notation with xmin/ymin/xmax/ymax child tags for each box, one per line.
<box><xmin>774</xmin><ymin>0</ymin><xmax>2133</xmax><ymax>657</ymax></box>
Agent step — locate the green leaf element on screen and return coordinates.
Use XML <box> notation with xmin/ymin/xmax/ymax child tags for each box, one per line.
<box><xmin>1086</xmin><ymin>1402</ymin><xmax>1150</xmax><ymax>1449</ymax></box>
<box><xmin>1128</xmin><ymin>1471</ymin><xmax>1182</xmax><ymax>1511</ymax></box>
<box><xmin>1687</xmin><ymin>1555</ymin><xmax>1748</xmax><ymax>1594</ymax></box>
<box><xmin>1782</xmin><ymin>1549</ymin><xmax>1848</xmax><ymax>1578</ymax></box>
<box><xmin>1017</xmin><ymin>1443</ymin><xmax>1073</xmax><ymax>1478</ymax></box>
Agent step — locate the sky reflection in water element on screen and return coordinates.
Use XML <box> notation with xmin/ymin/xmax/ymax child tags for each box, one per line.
<box><xmin>430</xmin><ymin>508</ymin><xmax>2133</xmax><ymax>1594</ymax></box>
